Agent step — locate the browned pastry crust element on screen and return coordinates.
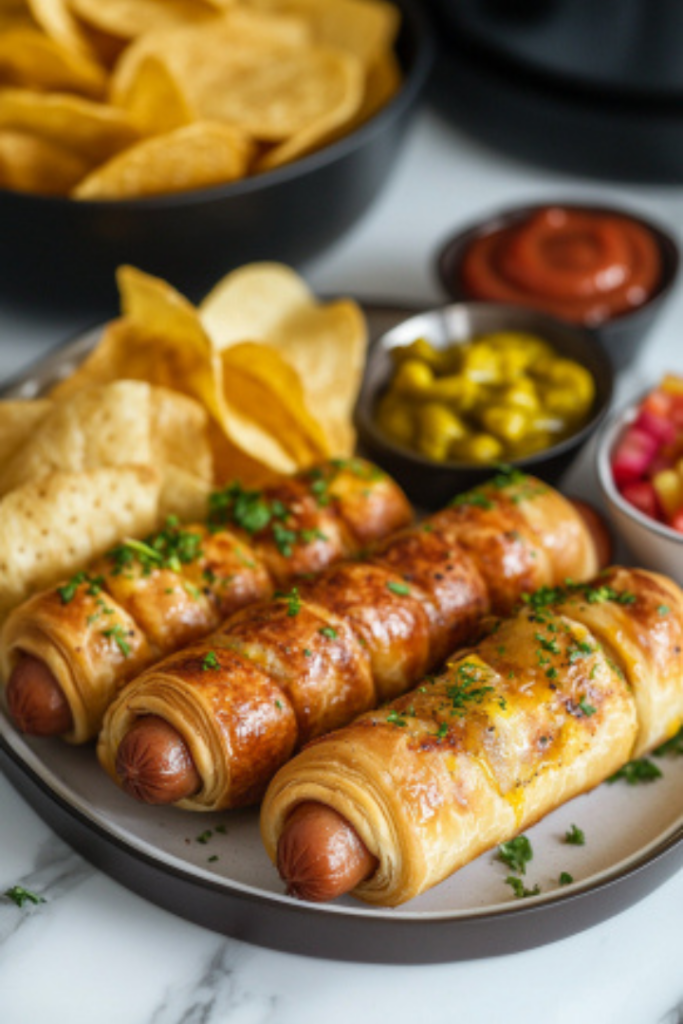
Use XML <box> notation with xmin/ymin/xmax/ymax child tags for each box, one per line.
<box><xmin>261</xmin><ymin>567</ymin><xmax>683</xmax><ymax>906</ymax></box>
<box><xmin>1</xmin><ymin>458</ymin><xmax>411</xmax><ymax>743</ymax></box>
<box><xmin>98</xmin><ymin>472</ymin><xmax>600</xmax><ymax>810</ymax></box>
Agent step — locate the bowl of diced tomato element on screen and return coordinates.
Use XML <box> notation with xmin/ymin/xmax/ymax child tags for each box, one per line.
<box><xmin>597</xmin><ymin>374</ymin><xmax>683</xmax><ymax>579</ymax></box>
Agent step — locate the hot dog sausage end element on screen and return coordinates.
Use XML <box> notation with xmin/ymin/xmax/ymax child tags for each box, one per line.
<box><xmin>115</xmin><ymin>715</ymin><xmax>201</xmax><ymax>804</ymax></box>
<box><xmin>277</xmin><ymin>801</ymin><xmax>377</xmax><ymax>902</ymax></box>
<box><xmin>6</xmin><ymin>655</ymin><xmax>73</xmax><ymax>736</ymax></box>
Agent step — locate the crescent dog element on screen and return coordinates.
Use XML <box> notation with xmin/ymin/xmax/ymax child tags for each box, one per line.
<box><xmin>97</xmin><ymin>470</ymin><xmax>605</xmax><ymax>811</ymax></box>
<box><xmin>1</xmin><ymin>458</ymin><xmax>411</xmax><ymax>744</ymax></box>
<box><xmin>262</xmin><ymin>566</ymin><xmax>683</xmax><ymax>906</ymax></box>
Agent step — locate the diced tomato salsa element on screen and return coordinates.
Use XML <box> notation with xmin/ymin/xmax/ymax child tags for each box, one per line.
<box><xmin>611</xmin><ymin>374</ymin><xmax>683</xmax><ymax>533</ymax></box>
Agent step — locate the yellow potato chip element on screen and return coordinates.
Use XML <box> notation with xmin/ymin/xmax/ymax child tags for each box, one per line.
<box><xmin>0</xmin><ymin>28</ymin><xmax>107</xmax><ymax>97</ymax></box>
<box><xmin>69</xmin><ymin>0</ymin><xmax>224</xmax><ymax>42</ymax></box>
<box><xmin>246</xmin><ymin>0</ymin><xmax>400</xmax><ymax>67</ymax></box>
<box><xmin>109</xmin><ymin>9</ymin><xmax>312</xmax><ymax>106</ymax></box>
<box><xmin>0</xmin><ymin>89</ymin><xmax>140</xmax><ymax>161</ymax></box>
<box><xmin>72</xmin><ymin>121</ymin><xmax>253</xmax><ymax>199</ymax></box>
<box><xmin>26</xmin><ymin>0</ymin><xmax>97</xmax><ymax>59</ymax></box>
<box><xmin>0</xmin><ymin>398</ymin><xmax>52</xmax><ymax>466</ymax></box>
<box><xmin>113</xmin><ymin>56</ymin><xmax>194</xmax><ymax>135</ymax></box>
<box><xmin>0</xmin><ymin>129</ymin><xmax>92</xmax><ymax>193</ymax></box>
<box><xmin>199</xmin><ymin>262</ymin><xmax>367</xmax><ymax>454</ymax></box>
<box><xmin>0</xmin><ymin>380</ymin><xmax>213</xmax><ymax>497</ymax></box>
<box><xmin>193</xmin><ymin>45</ymin><xmax>364</xmax><ymax>142</ymax></box>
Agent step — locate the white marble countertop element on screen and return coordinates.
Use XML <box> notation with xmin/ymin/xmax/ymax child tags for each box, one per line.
<box><xmin>2</xmin><ymin>96</ymin><xmax>683</xmax><ymax>1024</ymax></box>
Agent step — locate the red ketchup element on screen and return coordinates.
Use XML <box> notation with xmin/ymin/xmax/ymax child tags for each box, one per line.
<box><xmin>460</xmin><ymin>206</ymin><xmax>662</xmax><ymax>326</ymax></box>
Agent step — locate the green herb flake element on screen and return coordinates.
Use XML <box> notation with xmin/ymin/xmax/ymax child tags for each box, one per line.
<box><xmin>608</xmin><ymin>758</ymin><xmax>663</xmax><ymax>785</ymax></box>
<box><xmin>657</xmin><ymin>605</ymin><xmax>671</xmax><ymax>616</ymax></box>
<box><xmin>497</xmin><ymin>835</ymin><xmax>533</xmax><ymax>875</ymax></box>
<box><xmin>436</xmin><ymin>722</ymin><xmax>449</xmax><ymax>740</ymax></box>
<box><xmin>208</xmin><ymin>855</ymin><xmax>219</xmax><ymax>863</ymax></box>
<box><xmin>201</xmin><ymin>650</ymin><xmax>220</xmax><ymax>672</ymax></box>
<box><xmin>101</xmin><ymin>624</ymin><xmax>131</xmax><ymax>658</ymax></box>
<box><xmin>386</xmin><ymin>709</ymin><xmax>408</xmax><ymax>727</ymax></box>
<box><xmin>274</xmin><ymin>587</ymin><xmax>301</xmax><ymax>617</ymax></box>
<box><xmin>505</xmin><ymin>876</ymin><xmax>540</xmax><ymax>899</ymax></box>
<box><xmin>196</xmin><ymin>830</ymin><xmax>213</xmax><ymax>845</ymax></box>
<box><xmin>386</xmin><ymin>580</ymin><xmax>411</xmax><ymax>597</ymax></box>
<box><xmin>318</xmin><ymin>626</ymin><xmax>338</xmax><ymax>640</ymax></box>
<box><xmin>450</xmin><ymin>490</ymin><xmax>494</xmax><ymax>511</ymax></box>
<box><xmin>564</xmin><ymin>824</ymin><xmax>585</xmax><ymax>846</ymax></box>
<box><xmin>578</xmin><ymin>698</ymin><xmax>596</xmax><ymax>717</ymax></box>
<box><xmin>559</xmin><ymin>872</ymin><xmax>574</xmax><ymax>886</ymax></box>
<box><xmin>653</xmin><ymin>726</ymin><xmax>683</xmax><ymax>758</ymax></box>
<box><xmin>3</xmin><ymin>885</ymin><xmax>45</xmax><ymax>908</ymax></box>
<box><xmin>303</xmin><ymin>648</ymin><xmax>312</xmax><ymax>658</ymax></box>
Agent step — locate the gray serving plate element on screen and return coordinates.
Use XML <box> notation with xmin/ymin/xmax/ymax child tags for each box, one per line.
<box><xmin>1</xmin><ymin>305</ymin><xmax>683</xmax><ymax>964</ymax></box>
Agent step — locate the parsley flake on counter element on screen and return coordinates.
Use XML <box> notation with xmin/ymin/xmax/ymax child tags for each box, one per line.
<box><xmin>497</xmin><ymin>835</ymin><xmax>533</xmax><ymax>875</ymax></box>
<box><xmin>559</xmin><ymin>872</ymin><xmax>574</xmax><ymax>886</ymax></box>
<box><xmin>196</xmin><ymin>830</ymin><xmax>213</xmax><ymax>845</ymax></box>
<box><xmin>386</xmin><ymin>581</ymin><xmax>411</xmax><ymax>596</ymax></box>
<box><xmin>201</xmin><ymin>651</ymin><xmax>220</xmax><ymax>672</ymax></box>
<box><xmin>505</xmin><ymin>876</ymin><xmax>540</xmax><ymax>899</ymax></box>
<box><xmin>608</xmin><ymin>758</ymin><xmax>663</xmax><ymax>785</ymax></box>
<box><xmin>564</xmin><ymin>824</ymin><xmax>585</xmax><ymax>846</ymax></box>
<box><xmin>3</xmin><ymin>885</ymin><xmax>45</xmax><ymax>908</ymax></box>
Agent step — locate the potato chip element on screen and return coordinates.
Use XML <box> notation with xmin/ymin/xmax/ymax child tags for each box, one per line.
<box><xmin>0</xmin><ymin>89</ymin><xmax>140</xmax><ymax>161</ymax></box>
<box><xmin>113</xmin><ymin>56</ymin><xmax>193</xmax><ymax>135</ymax></box>
<box><xmin>49</xmin><ymin>267</ymin><xmax>320</xmax><ymax>479</ymax></box>
<box><xmin>26</xmin><ymin>0</ymin><xmax>97</xmax><ymax>59</ymax></box>
<box><xmin>72</xmin><ymin>121</ymin><xmax>253</xmax><ymax>199</ymax></box>
<box><xmin>190</xmin><ymin>45</ymin><xmax>364</xmax><ymax>143</ymax></box>
<box><xmin>246</xmin><ymin>0</ymin><xmax>400</xmax><ymax>67</ymax></box>
<box><xmin>0</xmin><ymin>28</ymin><xmax>107</xmax><ymax>97</ymax></box>
<box><xmin>0</xmin><ymin>381</ymin><xmax>213</xmax><ymax>497</ymax></box>
<box><xmin>0</xmin><ymin>129</ymin><xmax>92</xmax><ymax>193</ymax></box>
<box><xmin>0</xmin><ymin>465</ymin><xmax>160</xmax><ymax>619</ymax></box>
<box><xmin>199</xmin><ymin>262</ymin><xmax>367</xmax><ymax>454</ymax></box>
<box><xmin>70</xmin><ymin>0</ymin><xmax>225</xmax><ymax>43</ymax></box>
<box><xmin>109</xmin><ymin>9</ymin><xmax>312</xmax><ymax>106</ymax></box>
<box><xmin>0</xmin><ymin>398</ymin><xmax>52</xmax><ymax>466</ymax></box>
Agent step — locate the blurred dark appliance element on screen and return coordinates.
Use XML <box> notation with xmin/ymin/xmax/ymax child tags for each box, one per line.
<box><xmin>428</xmin><ymin>0</ymin><xmax>683</xmax><ymax>182</ymax></box>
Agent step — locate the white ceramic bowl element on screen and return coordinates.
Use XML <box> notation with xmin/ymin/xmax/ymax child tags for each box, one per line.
<box><xmin>596</xmin><ymin>393</ymin><xmax>683</xmax><ymax>582</ymax></box>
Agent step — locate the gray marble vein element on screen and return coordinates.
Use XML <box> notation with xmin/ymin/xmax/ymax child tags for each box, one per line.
<box><xmin>149</xmin><ymin>939</ymin><xmax>279</xmax><ymax>1024</ymax></box>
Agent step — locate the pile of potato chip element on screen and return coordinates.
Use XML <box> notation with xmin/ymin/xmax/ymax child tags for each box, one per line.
<box><xmin>0</xmin><ymin>0</ymin><xmax>402</xmax><ymax>198</ymax></box>
<box><xmin>0</xmin><ymin>262</ymin><xmax>367</xmax><ymax>614</ymax></box>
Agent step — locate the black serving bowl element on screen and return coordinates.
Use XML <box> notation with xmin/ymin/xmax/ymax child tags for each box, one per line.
<box><xmin>435</xmin><ymin>201</ymin><xmax>679</xmax><ymax>372</ymax></box>
<box><xmin>355</xmin><ymin>301</ymin><xmax>614</xmax><ymax>509</ymax></box>
<box><xmin>0</xmin><ymin>0</ymin><xmax>434</xmax><ymax>314</ymax></box>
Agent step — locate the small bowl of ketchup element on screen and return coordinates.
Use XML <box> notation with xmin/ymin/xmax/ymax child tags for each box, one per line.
<box><xmin>436</xmin><ymin>201</ymin><xmax>679</xmax><ymax>371</ymax></box>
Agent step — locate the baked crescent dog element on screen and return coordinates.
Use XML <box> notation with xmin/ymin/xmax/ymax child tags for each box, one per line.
<box><xmin>1</xmin><ymin>458</ymin><xmax>411</xmax><ymax>743</ymax></box>
<box><xmin>97</xmin><ymin>471</ymin><xmax>605</xmax><ymax>811</ymax></box>
<box><xmin>261</xmin><ymin>567</ymin><xmax>683</xmax><ymax>907</ymax></box>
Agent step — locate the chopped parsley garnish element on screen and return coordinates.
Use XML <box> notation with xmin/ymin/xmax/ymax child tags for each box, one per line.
<box><xmin>196</xmin><ymin>830</ymin><xmax>213</xmax><ymax>845</ymax></box>
<box><xmin>578</xmin><ymin>698</ymin><xmax>596</xmax><ymax>717</ymax></box>
<box><xmin>272</xmin><ymin>522</ymin><xmax>298</xmax><ymax>557</ymax></box>
<box><xmin>497</xmin><ymin>835</ymin><xmax>533</xmax><ymax>875</ymax></box>
<box><xmin>107</xmin><ymin>518</ymin><xmax>203</xmax><ymax>576</ymax></box>
<box><xmin>57</xmin><ymin>571</ymin><xmax>104</xmax><ymax>605</ymax></box>
<box><xmin>318</xmin><ymin>626</ymin><xmax>338</xmax><ymax>640</ymax></box>
<box><xmin>208</xmin><ymin>482</ymin><xmax>274</xmax><ymax>534</ymax></box>
<box><xmin>201</xmin><ymin>651</ymin><xmax>220</xmax><ymax>671</ymax></box>
<box><xmin>386</xmin><ymin>709</ymin><xmax>408</xmax><ymax>727</ymax></box>
<box><xmin>386</xmin><ymin>580</ymin><xmax>411</xmax><ymax>596</ymax></box>
<box><xmin>446</xmin><ymin>661</ymin><xmax>495</xmax><ymax>716</ymax></box>
<box><xmin>435</xmin><ymin>721</ymin><xmax>449</xmax><ymax>740</ymax></box>
<box><xmin>300</xmin><ymin>527</ymin><xmax>328</xmax><ymax>544</ymax></box>
<box><xmin>564</xmin><ymin>824</ymin><xmax>585</xmax><ymax>846</ymax></box>
<box><xmin>303</xmin><ymin>648</ymin><xmax>312</xmax><ymax>658</ymax></box>
<box><xmin>450</xmin><ymin>490</ymin><xmax>494</xmax><ymax>511</ymax></box>
<box><xmin>490</xmin><ymin>465</ymin><xmax>528</xmax><ymax>489</ymax></box>
<box><xmin>3</xmin><ymin>885</ymin><xmax>45</xmax><ymax>908</ymax></box>
<box><xmin>505</xmin><ymin>876</ymin><xmax>540</xmax><ymax>899</ymax></box>
<box><xmin>101</xmin><ymin>624</ymin><xmax>131</xmax><ymax>657</ymax></box>
<box><xmin>559</xmin><ymin>872</ymin><xmax>574</xmax><ymax>886</ymax></box>
<box><xmin>658</xmin><ymin>605</ymin><xmax>671</xmax><ymax>615</ymax></box>
<box><xmin>653</xmin><ymin>726</ymin><xmax>683</xmax><ymax>758</ymax></box>
<box><xmin>274</xmin><ymin>587</ymin><xmax>301</xmax><ymax>617</ymax></box>
<box><xmin>608</xmin><ymin>758</ymin><xmax>663</xmax><ymax>785</ymax></box>
<box><xmin>535</xmin><ymin>632</ymin><xmax>560</xmax><ymax>655</ymax></box>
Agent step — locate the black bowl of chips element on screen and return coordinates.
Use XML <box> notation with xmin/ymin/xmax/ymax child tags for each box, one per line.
<box><xmin>0</xmin><ymin>0</ymin><xmax>434</xmax><ymax>313</ymax></box>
